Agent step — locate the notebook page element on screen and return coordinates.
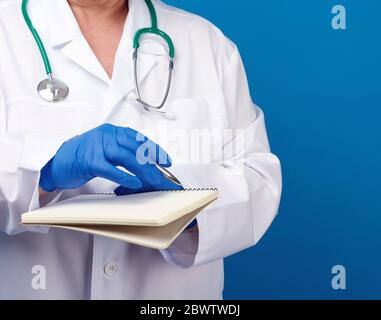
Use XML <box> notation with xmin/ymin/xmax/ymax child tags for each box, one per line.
<box><xmin>21</xmin><ymin>190</ymin><xmax>218</xmax><ymax>227</ymax></box>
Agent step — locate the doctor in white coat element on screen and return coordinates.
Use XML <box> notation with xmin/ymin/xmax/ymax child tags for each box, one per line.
<box><xmin>0</xmin><ymin>0</ymin><xmax>282</xmax><ymax>299</ymax></box>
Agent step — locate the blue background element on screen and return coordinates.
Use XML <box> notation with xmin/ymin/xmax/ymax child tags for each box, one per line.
<box><xmin>164</xmin><ymin>0</ymin><xmax>381</xmax><ymax>299</ymax></box>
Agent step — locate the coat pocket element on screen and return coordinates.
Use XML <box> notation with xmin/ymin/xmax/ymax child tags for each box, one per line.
<box><xmin>165</xmin><ymin>98</ymin><xmax>225</xmax><ymax>130</ymax></box>
<box><xmin>160</xmin><ymin>98</ymin><xmax>227</xmax><ymax>164</ymax></box>
<box><xmin>5</xmin><ymin>97</ymin><xmax>104</xmax><ymax>135</ymax></box>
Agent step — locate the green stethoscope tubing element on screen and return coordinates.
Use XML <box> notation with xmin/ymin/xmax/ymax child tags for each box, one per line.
<box><xmin>133</xmin><ymin>0</ymin><xmax>175</xmax><ymax>59</ymax></box>
<box><xmin>21</xmin><ymin>0</ymin><xmax>52</xmax><ymax>75</ymax></box>
<box><xmin>21</xmin><ymin>0</ymin><xmax>175</xmax><ymax>77</ymax></box>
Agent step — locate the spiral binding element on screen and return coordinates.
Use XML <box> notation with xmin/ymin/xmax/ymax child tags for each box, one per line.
<box><xmin>90</xmin><ymin>188</ymin><xmax>218</xmax><ymax>196</ymax></box>
<box><xmin>167</xmin><ymin>188</ymin><xmax>218</xmax><ymax>192</ymax></box>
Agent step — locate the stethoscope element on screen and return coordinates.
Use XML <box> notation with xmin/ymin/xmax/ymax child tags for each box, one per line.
<box><xmin>21</xmin><ymin>0</ymin><xmax>182</xmax><ymax>187</ymax></box>
<box><xmin>21</xmin><ymin>0</ymin><xmax>175</xmax><ymax>118</ymax></box>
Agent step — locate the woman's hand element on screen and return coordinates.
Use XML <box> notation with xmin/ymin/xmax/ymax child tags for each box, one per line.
<box><xmin>38</xmin><ymin>188</ymin><xmax>48</xmax><ymax>197</ymax></box>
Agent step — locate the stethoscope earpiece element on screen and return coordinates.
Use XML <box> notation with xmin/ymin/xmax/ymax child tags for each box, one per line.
<box><xmin>165</xmin><ymin>111</ymin><xmax>176</xmax><ymax>121</ymax></box>
<box><xmin>140</xmin><ymin>103</ymin><xmax>176</xmax><ymax>121</ymax></box>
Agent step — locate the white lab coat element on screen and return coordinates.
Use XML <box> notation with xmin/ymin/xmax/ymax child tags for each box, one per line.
<box><xmin>0</xmin><ymin>0</ymin><xmax>282</xmax><ymax>299</ymax></box>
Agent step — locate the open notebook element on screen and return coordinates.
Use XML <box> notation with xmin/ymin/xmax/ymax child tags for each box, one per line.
<box><xmin>21</xmin><ymin>189</ymin><xmax>218</xmax><ymax>250</ymax></box>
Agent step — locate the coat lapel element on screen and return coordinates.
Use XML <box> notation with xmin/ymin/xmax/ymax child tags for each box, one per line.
<box><xmin>106</xmin><ymin>0</ymin><xmax>160</xmax><ymax>112</ymax></box>
<box><xmin>60</xmin><ymin>38</ymin><xmax>110</xmax><ymax>83</ymax></box>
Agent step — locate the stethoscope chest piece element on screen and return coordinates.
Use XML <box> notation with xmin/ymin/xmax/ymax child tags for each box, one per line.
<box><xmin>37</xmin><ymin>76</ymin><xmax>69</xmax><ymax>103</ymax></box>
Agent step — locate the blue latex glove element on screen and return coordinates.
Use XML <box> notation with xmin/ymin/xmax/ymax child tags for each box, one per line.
<box><xmin>39</xmin><ymin>124</ymin><xmax>173</xmax><ymax>192</ymax></box>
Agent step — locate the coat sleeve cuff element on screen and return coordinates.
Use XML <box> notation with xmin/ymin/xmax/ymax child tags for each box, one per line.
<box><xmin>0</xmin><ymin>132</ymin><xmax>69</xmax><ymax>235</ymax></box>
<box><xmin>158</xmin><ymin>164</ymin><xmax>234</xmax><ymax>268</ymax></box>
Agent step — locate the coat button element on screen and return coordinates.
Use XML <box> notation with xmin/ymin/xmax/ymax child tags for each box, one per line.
<box><xmin>103</xmin><ymin>262</ymin><xmax>118</xmax><ymax>277</ymax></box>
